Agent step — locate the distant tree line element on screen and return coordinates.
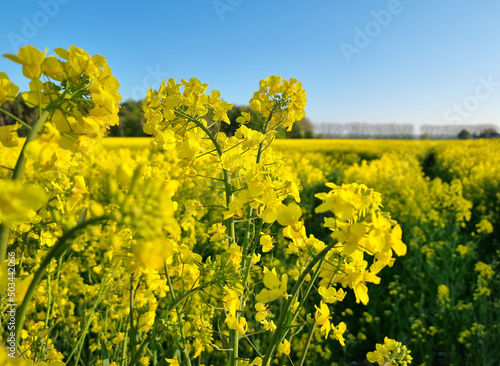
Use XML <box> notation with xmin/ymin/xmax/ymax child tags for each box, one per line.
<box><xmin>318</xmin><ymin>122</ymin><xmax>415</xmax><ymax>139</ymax></box>
<box><xmin>318</xmin><ymin>122</ymin><xmax>499</xmax><ymax>139</ymax></box>
<box><xmin>456</xmin><ymin>127</ymin><xmax>499</xmax><ymax>139</ymax></box>
<box><xmin>1</xmin><ymin>98</ymin><xmax>314</xmax><ymax>138</ymax></box>
<box><xmin>420</xmin><ymin>124</ymin><xmax>499</xmax><ymax>139</ymax></box>
<box><xmin>3</xmin><ymin>97</ymin><xmax>498</xmax><ymax>140</ymax></box>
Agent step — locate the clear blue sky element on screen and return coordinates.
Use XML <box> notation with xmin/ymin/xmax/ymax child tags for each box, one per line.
<box><xmin>1</xmin><ymin>0</ymin><xmax>499</xmax><ymax>131</ymax></box>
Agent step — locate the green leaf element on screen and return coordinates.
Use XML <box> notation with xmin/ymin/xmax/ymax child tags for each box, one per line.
<box><xmin>101</xmin><ymin>339</ymin><xmax>110</xmax><ymax>366</ymax></box>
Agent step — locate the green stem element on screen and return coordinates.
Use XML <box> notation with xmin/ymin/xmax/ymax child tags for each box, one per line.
<box><xmin>288</xmin><ymin>257</ymin><xmax>325</xmax><ymax>331</ymax></box>
<box><xmin>231</xmin><ymin>105</ymin><xmax>276</xmax><ymax>366</ymax></box>
<box><xmin>0</xmin><ymin>110</ymin><xmax>50</xmax><ymax>264</ymax></box>
<box><xmin>241</xmin><ymin>220</ymin><xmax>263</xmax><ymax>291</ymax></box>
<box><xmin>240</xmin><ymin>208</ymin><xmax>254</xmax><ymax>273</ymax></box>
<box><xmin>129</xmin><ymin>274</ymin><xmax>136</xmax><ymax>355</ymax></box>
<box><xmin>0</xmin><ymin>107</ymin><xmax>32</xmax><ymax>129</ymax></box>
<box><xmin>168</xmin><ymin>284</ymin><xmax>210</xmax><ymax>313</ymax></box>
<box><xmin>240</xmin><ymin>103</ymin><xmax>272</xmax><ymax>269</ymax></box>
<box><xmin>229</xmin><ymin>329</ymin><xmax>239</xmax><ymax>366</ymax></box>
<box><xmin>165</xmin><ymin>261</ymin><xmax>192</xmax><ymax>366</ymax></box>
<box><xmin>256</xmin><ymin>105</ymin><xmax>275</xmax><ymax>164</ymax></box>
<box><xmin>229</xmin><ymin>108</ymin><xmax>276</xmax><ymax>366</ymax></box>
<box><xmin>121</xmin><ymin>324</ymin><xmax>128</xmax><ymax>366</ymax></box>
<box><xmin>12</xmin><ymin>110</ymin><xmax>50</xmax><ymax>180</ymax></box>
<box><xmin>68</xmin><ymin>271</ymin><xmax>110</xmax><ymax>365</ymax></box>
<box><xmin>14</xmin><ymin>212</ymin><xmax>106</xmax><ymax>347</ymax></box>
<box><xmin>298</xmin><ymin>322</ymin><xmax>316</xmax><ymax>366</ymax></box>
<box><xmin>174</xmin><ymin>109</ymin><xmax>236</xmax><ymax>239</ymax></box>
<box><xmin>0</xmin><ymin>224</ymin><xmax>9</xmax><ymax>265</ymax></box>
<box><xmin>128</xmin><ymin>284</ymin><xmax>210</xmax><ymax>366</ymax></box>
<box><xmin>174</xmin><ymin>110</ymin><xmax>240</xmax><ymax>366</ymax></box>
<box><xmin>277</xmin><ymin>260</ymin><xmax>324</xmax><ymax>366</ymax></box>
<box><xmin>261</xmin><ymin>241</ymin><xmax>337</xmax><ymax>366</ymax></box>
<box><xmin>128</xmin><ymin>333</ymin><xmax>152</xmax><ymax>366</ymax></box>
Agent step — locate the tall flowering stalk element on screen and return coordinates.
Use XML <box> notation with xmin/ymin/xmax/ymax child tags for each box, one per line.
<box><xmin>0</xmin><ymin>44</ymin><xmax>121</xmax><ymax>349</ymax></box>
<box><xmin>141</xmin><ymin>76</ymin><xmax>407</xmax><ymax>365</ymax></box>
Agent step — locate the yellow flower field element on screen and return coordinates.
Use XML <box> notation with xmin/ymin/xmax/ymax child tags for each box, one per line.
<box><xmin>1</xmin><ymin>45</ymin><xmax>499</xmax><ymax>366</ymax></box>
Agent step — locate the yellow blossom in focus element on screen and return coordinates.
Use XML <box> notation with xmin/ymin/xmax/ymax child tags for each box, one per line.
<box><xmin>226</xmin><ymin>315</ymin><xmax>248</xmax><ymax>335</ymax></box>
<box><xmin>277</xmin><ymin>202</ymin><xmax>302</xmax><ymax>226</ymax></box>
<box><xmin>255</xmin><ymin>302</ymin><xmax>269</xmax><ymax>322</ymax></box>
<box><xmin>208</xmin><ymin>222</ymin><xmax>226</xmax><ymax>242</ymax></box>
<box><xmin>165</xmin><ymin>356</ymin><xmax>180</xmax><ymax>366</ymax></box>
<box><xmin>262</xmin><ymin>319</ymin><xmax>277</xmax><ymax>331</ymax></box>
<box><xmin>318</xmin><ymin>286</ymin><xmax>346</xmax><ymax>303</ymax></box>
<box><xmin>41</xmin><ymin>55</ymin><xmax>64</xmax><ymax>80</ymax></box>
<box><xmin>193</xmin><ymin>338</ymin><xmax>205</xmax><ymax>358</ymax></box>
<box><xmin>4</xmin><ymin>45</ymin><xmax>46</xmax><ymax>79</ymax></box>
<box><xmin>277</xmin><ymin>339</ymin><xmax>290</xmax><ymax>356</ymax></box>
<box><xmin>333</xmin><ymin>322</ymin><xmax>347</xmax><ymax>346</ymax></box>
<box><xmin>250</xmin><ymin>357</ymin><xmax>263</xmax><ymax>366</ymax></box>
<box><xmin>315</xmin><ymin>301</ymin><xmax>332</xmax><ymax>338</ymax></box>
<box><xmin>366</xmin><ymin>337</ymin><xmax>412</xmax><ymax>365</ymax></box>
<box><xmin>255</xmin><ymin>267</ymin><xmax>288</xmax><ymax>303</ymax></box>
<box><xmin>223</xmin><ymin>285</ymin><xmax>242</xmax><ymax>317</ymax></box>
<box><xmin>236</xmin><ymin>111</ymin><xmax>251</xmax><ymax>124</ymax></box>
<box><xmin>260</xmin><ymin>234</ymin><xmax>274</xmax><ymax>252</ymax></box>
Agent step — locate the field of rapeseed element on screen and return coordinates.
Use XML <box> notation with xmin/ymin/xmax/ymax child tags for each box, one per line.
<box><xmin>274</xmin><ymin>138</ymin><xmax>500</xmax><ymax>365</ymax></box>
<box><xmin>1</xmin><ymin>45</ymin><xmax>499</xmax><ymax>366</ymax></box>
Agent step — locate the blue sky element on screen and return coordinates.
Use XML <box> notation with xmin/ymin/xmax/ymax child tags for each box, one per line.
<box><xmin>1</xmin><ymin>0</ymin><xmax>499</xmax><ymax>131</ymax></box>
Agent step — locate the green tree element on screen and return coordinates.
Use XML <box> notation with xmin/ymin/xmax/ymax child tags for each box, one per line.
<box><xmin>479</xmin><ymin>127</ymin><xmax>499</xmax><ymax>138</ymax></box>
<box><xmin>0</xmin><ymin>95</ymin><xmax>38</xmax><ymax>136</ymax></box>
<box><xmin>458</xmin><ymin>129</ymin><xmax>471</xmax><ymax>140</ymax></box>
<box><xmin>223</xmin><ymin>105</ymin><xmax>266</xmax><ymax>136</ymax></box>
<box><xmin>109</xmin><ymin>100</ymin><xmax>148</xmax><ymax>137</ymax></box>
<box><xmin>286</xmin><ymin>117</ymin><xmax>314</xmax><ymax>138</ymax></box>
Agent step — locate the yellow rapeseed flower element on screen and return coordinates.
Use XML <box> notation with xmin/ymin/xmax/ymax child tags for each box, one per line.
<box><xmin>255</xmin><ymin>267</ymin><xmax>288</xmax><ymax>303</ymax></box>
<box><xmin>0</xmin><ymin>72</ymin><xmax>19</xmax><ymax>104</ymax></box>
<box><xmin>0</xmin><ymin>123</ymin><xmax>20</xmax><ymax>147</ymax></box>
<box><xmin>4</xmin><ymin>45</ymin><xmax>46</xmax><ymax>79</ymax></box>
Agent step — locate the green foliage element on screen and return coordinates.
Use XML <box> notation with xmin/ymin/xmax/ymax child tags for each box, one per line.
<box><xmin>0</xmin><ymin>96</ymin><xmax>38</xmax><ymax>136</ymax></box>
<box><xmin>458</xmin><ymin>129</ymin><xmax>471</xmax><ymax>140</ymax></box>
<box><xmin>280</xmin><ymin>141</ymin><xmax>500</xmax><ymax>365</ymax></box>
<box><xmin>286</xmin><ymin>117</ymin><xmax>314</xmax><ymax>138</ymax></box>
<box><xmin>109</xmin><ymin>100</ymin><xmax>149</xmax><ymax>137</ymax></box>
